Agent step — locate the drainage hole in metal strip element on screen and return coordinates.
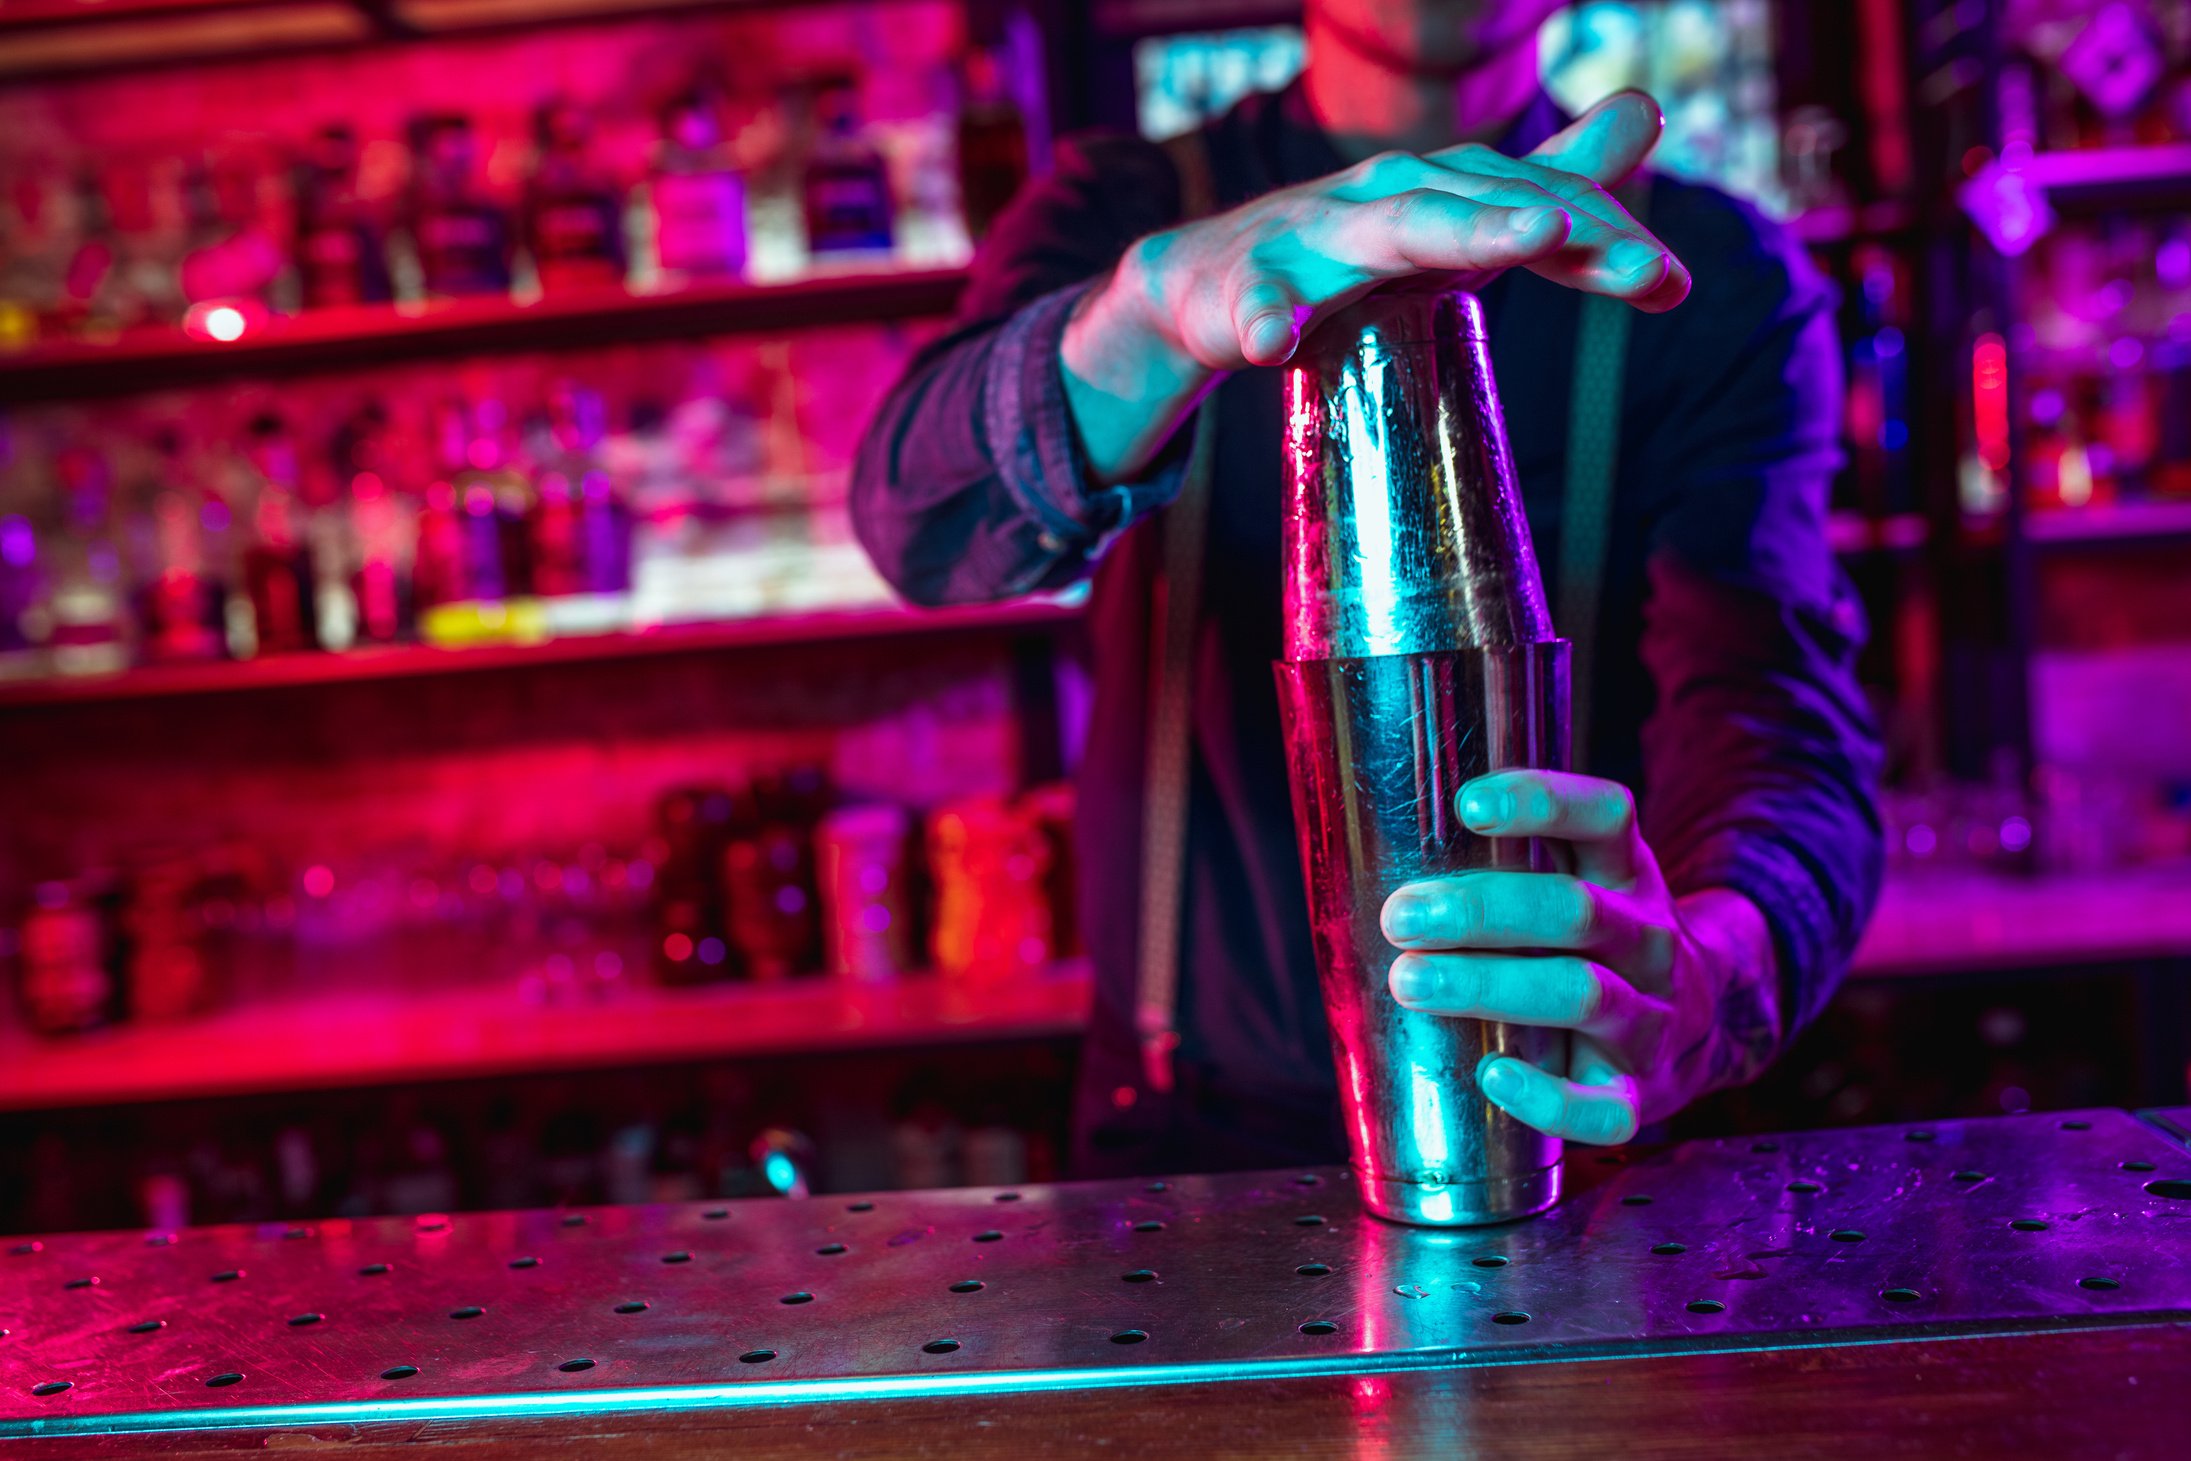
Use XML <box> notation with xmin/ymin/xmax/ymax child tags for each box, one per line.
<box><xmin>206</xmin><ymin>1373</ymin><xmax>244</xmax><ymax>1388</ymax></box>
<box><xmin>923</xmin><ymin>1339</ymin><xmax>962</xmax><ymax>1354</ymax></box>
<box><xmin>146</xmin><ymin>1234</ymin><xmax>173</xmax><ymax>1246</ymax></box>
<box><xmin>449</xmin><ymin>1306</ymin><xmax>485</xmax><ymax>1320</ymax></box>
<box><xmin>558</xmin><ymin>1359</ymin><xmax>596</xmax><ymax>1372</ymax></box>
<box><xmin>663</xmin><ymin>1252</ymin><xmax>693</xmax><ymax>1264</ymax></box>
<box><xmin>847</xmin><ymin>1202</ymin><xmax>876</xmax><ymax>1213</ymax></box>
<box><xmin>2122</xmin><ymin>1161</ymin><xmax>2157</xmax><ymax>1173</ymax></box>
<box><xmin>1296</xmin><ymin>1174</ymin><xmax>1323</xmax><ymax>1186</ymax></box>
<box><xmin>126</xmin><ymin>1320</ymin><xmax>165</xmax><ymax>1334</ymax></box>
<box><xmin>1830</xmin><ymin>1230</ymin><xmax>1866</xmax><ymax>1243</ymax></box>
<box><xmin>1751</xmin><ymin>1141</ymin><xmax>1780</xmax><ymax>1153</ymax></box>
<box><xmin>781</xmin><ymin>1292</ymin><xmax>815</xmax><ymax>1305</ymax></box>
<box><xmin>1110</xmin><ymin>1329</ymin><xmax>1149</xmax><ymax>1345</ymax></box>
<box><xmin>509</xmin><ymin>1256</ymin><xmax>540</xmax><ymax>1269</ymax></box>
<box><xmin>1122</xmin><ymin>1269</ymin><xmax>1158</xmax><ymax>1283</ymax></box>
<box><xmin>1146</xmin><ymin>1182</ymin><xmax>1168</xmax><ymax>1193</ymax></box>
<box><xmin>561</xmin><ymin>1215</ymin><xmax>588</xmax><ymax>1227</ymax></box>
<box><xmin>31</xmin><ymin>1383</ymin><xmax>71</xmax><ymax>1396</ymax></box>
<box><xmin>1620</xmin><ymin>1195</ymin><xmax>1653</xmax><ymax>1206</ymax></box>
<box><xmin>816</xmin><ymin>1244</ymin><xmax>848</xmax><ymax>1256</ymax></box>
<box><xmin>1651</xmin><ymin>1243</ymin><xmax>1686</xmax><ymax>1255</ymax></box>
<box><xmin>1299</xmin><ymin>1321</ymin><xmax>1338</xmax><ymax>1336</ymax></box>
<box><xmin>950</xmin><ymin>1280</ymin><xmax>985</xmax><ymax>1293</ymax></box>
<box><xmin>739</xmin><ymin>1350</ymin><xmax>777</xmax><ymax>1364</ymax></box>
<box><xmin>1880</xmin><ymin>1288</ymin><xmax>1922</xmax><ymax>1304</ymax></box>
<box><xmin>2011</xmin><ymin>1219</ymin><xmax>2049</xmax><ymax>1231</ymax></box>
<box><xmin>381</xmin><ymin>1366</ymin><xmax>418</xmax><ymax>1381</ymax></box>
<box><xmin>1905</xmin><ymin>1130</ymin><xmax>1935</xmax><ymax>1142</ymax></box>
<box><xmin>284</xmin><ymin>1228</ymin><xmax>311</xmax><ymax>1240</ymax></box>
<box><xmin>1786</xmin><ymin>1181</ymin><xmax>1823</xmax><ymax>1194</ymax></box>
<box><xmin>12</xmin><ymin>1242</ymin><xmax>44</xmax><ymax>1255</ymax></box>
<box><xmin>973</xmin><ymin>1231</ymin><xmax>1005</xmax><ymax>1243</ymax></box>
<box><xmin>2059</xmin><ymin>1119</ymin><xmax>2091</xmax><ymax>1131</ymax></box>
<box><xmin>2079</xmin><ymin>1277</ymin><xmax>2122</xmax><ymax>1291</ymax></box>
<box><xmin>1295</xmin><ymin>1215</ymin><xmax>1327</xmax><ymax>1227</ymax></box>
<box><xmin>358</xmin><ymin>1263</ymin><xmax>390</xmax><ymax>1276</ymax></box>
<box><xmin>703</xmin><ymin>1209</ymin><xmax>730</xmax><ymax>1221</ymax></box>
<box><xmin>1951</xmin><ymin>1170</ymin><xmax>1986</xmax><ymax>1183</ymax></box>
<box><xmin>1132</xmin><ymin>1221</ymin><xmax>1165</xmax><ymax>1233</ymax></box>
<box><xmin>1472</xmin><ymin>1256</ymin><xmax>1509</xmax><ymax>1268</ymax></box>
<box><xmin>64</xmin><ymin>1277</ymin><xmax>97</xmax><ymax>1290</ymax></box>
<box><xmin>994</xmin><ymin>1193</ymin><xmax>1022</xmax><ymax>1203</ymax></box>
<box><xmin>1491</xmin><ymin>1311</ymin><xmax>1531</xmax><ymax>1325</ymax></box>
<box><xmin>287</xmin><ymin>1313</ymin><xmax>323</xmax><ymax>1327</ymax></box>
<box><xmin>211</xmin><ymin>1270</ymin><xmax>243</xmax><ymax>1283</ymax></box>
<box><xmin>615</xmin><ymin>1302</ymin><xmax>650</xmax><ymax>1314</ymax></box>
<box><xmin>1295</xmin><ymin>1263</ymin><xmax>1331</xmax><ymax>1277</ymax></box>
<box><xmin>1686</xmin><ymin>1300</ymin><xmax>1724</xmax><ymax>1315</ymax></box>
<box><xmin>2147</xmin><ymin>1180</ymin><xmax>2191</xmax><ymax>1200</ymax></box>
<box><xmin>1594</xmin><ymin>1154</ymin><xmax>1625</xmax><ymax>1166</ymax></box>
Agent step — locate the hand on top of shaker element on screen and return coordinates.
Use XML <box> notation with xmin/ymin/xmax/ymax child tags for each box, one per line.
<box><xmin>1062</xmin><ymin>91</ymin><xmax>1690</xmax><ymax>483</ymax></box>
<box><xmin>1379</xmin><ymin>769</ymin><xmax>1783</xmax><ymax>1145</ymax></box>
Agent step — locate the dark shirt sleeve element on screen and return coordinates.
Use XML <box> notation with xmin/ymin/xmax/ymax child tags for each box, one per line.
<box><xmin>1632</xmin><ymin>191</ymin><xmax>1885</xmax><ymax>1042</ymax></box>
<box><xmin>849</xmin><ymin>135</ymin><xmax>1189</xmax><ymax>606</ymax></box>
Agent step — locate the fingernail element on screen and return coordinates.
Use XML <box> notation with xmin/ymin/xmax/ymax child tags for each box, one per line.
<box><xmin>1459</xmin><ymin>784</ymin><xmax>1512</xmax><ymax>830</ymax></box>
<box><xmin>1389</xmin><ymin>956</ymin><xmax>1429</xmax><ymax>1005</ymax></box>
<box><xmin>1479</xmin><ymin>1058</ymin><xmax>1520</xmax><ymax>1099</ymax></box>
<box><xmin>1384</xmin><ymin>891</ymin><xmax>1427</xmax><ymax>944</ymax></box>
<box><xmin>1608</xmin><ymin>238</ymin><xmax>1663</xmax><ymax>284</ymax></box>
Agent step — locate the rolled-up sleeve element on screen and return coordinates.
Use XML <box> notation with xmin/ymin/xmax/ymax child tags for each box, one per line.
<box><xmin>1634</xmin><ymin>195</ymin><xmax>1885</xmax><ymax>1039</ymax></box>
<box><xmin>851</xmin><ymin>135</ymin><xmax>1190</xmax><ymax>606</ymax></box>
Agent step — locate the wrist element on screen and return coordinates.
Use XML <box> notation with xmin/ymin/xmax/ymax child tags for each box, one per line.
<box><xmin>1060</xmin><ymin>238</ymin><xmax>1215</xmax><ymax>485</ymax></box>
<box><xmin>1676</xmin><ymin>887</ymin><xmax>1784</xmax><ymax>1092</ymax></box>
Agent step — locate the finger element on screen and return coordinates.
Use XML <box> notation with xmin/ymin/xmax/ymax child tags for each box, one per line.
<box><xmin>1338</xmin><ymin>190</ymin><xmax>1572</xmax><ymax>278</ymax></box>
<box><xmin>1457</xmin><ymin>770</ymin><xmax>1645</xmax><ymax>888</ymax></box>
<box><xmin>1431</xmin><ymin>142</ymin><xmax>1691</xmax><ymax>310</ymax></box>
<box><xmin>1478</xmin><ymin>1052</ymin><xmax>1640</xmax><ymax>1145</ymax></box>
<box><xmin>1381</xmin><ymin>871</ymin><xmax>1671</xmax><ymax>979</ymax></box>
<box><xmin>1390</xmin><ymin>952</ymin><xmax>1662</xmax><ymax>1055</ymax></box>
<box><xmin>1523</xmin><ymin>90</ymin><xmax>1664</xmax><ymax>188</ymax></box>
<box><xmin>1229</xmin><ymin>276</ymin><xmax>1307</xmax><ymax>366</ymax></box>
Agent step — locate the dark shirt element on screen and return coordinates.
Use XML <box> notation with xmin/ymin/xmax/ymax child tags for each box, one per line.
<box><xmin>851</xmin><ymin>84</ymin><xmax>1884</xmax><ymax>1175</ymax></box>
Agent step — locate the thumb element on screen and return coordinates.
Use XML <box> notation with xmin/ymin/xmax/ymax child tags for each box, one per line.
<box><xmin>1527</xmin><ymin>89</ymin><xmax>1663</xmax><ymax>187</ymax></box>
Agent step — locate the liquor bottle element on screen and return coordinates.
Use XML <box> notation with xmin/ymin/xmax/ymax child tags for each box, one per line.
<box><xmin>177</xmin><ymin>159</ymin><xmax>284</xmax><ymax>322</ymax></box>
<box><xmin>406</xmin><ymin>115</ymin><xmax>513</xmax><ymax>299</ymax></box>
<box><xmin>801</xmin><ymin>77</ymin><xmax>895</xmax><ymax>257</ymax></box>
<box><xmin>332</xmin><ymin>401</ymin><xmax>412</xmax><ymax>645</ymax></box>
<box><xmin>649</xmin><ymin>88</ymin><xmax>748</xmax><ymax>281</ymax></box>
<box><xmin>955</xmin><ymin>46</ymin><xmax>1029</xmax><ymax>242</ymax></box>
<box><xmin>242</xmin><ymin>415</ymin><xmax>320</xmax><ymax>656</ymax></box>
<box><xmin>524</xmin><ymin>98</ymin><xmax>628</xmax><ymax>296</ymax></box>
<box><xmin>17</xmin><ymin>878</ymin><xmax>123</xmax><ymax>1037</ymax></box>
<box><xmin>0</xmin><ymin>501</ymin><xmax>42</xmax><ymax>682</ymax></box>
<box><xmin>414</xmin><ymin>399</ymin><xmax>540</xmax><ymax>646</ymax></box>
<box><xmin>530</xmin><ymin>382</ymin><xmax>632</xmax><ymax>635</ymax></box>
<box><xmin>294</xmin><ymin>125</ymin><xmax>392</xmax><ymax>310</ymax></box>
<box><xmin>46</xmin><ymin>446</ymin><xmax>134</xmax><ymax>676</ymax></box>
<box><xmin>138</xmin><ymin>479</ymin><xmax>225</xmax><ymax>665</ymax></box>
<box><xmin>654</xmin><ymin>785</ymin><xmax>738</xmax><ymax>986</ymax></box>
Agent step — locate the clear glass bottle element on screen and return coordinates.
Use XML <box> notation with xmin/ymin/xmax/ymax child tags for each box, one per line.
<box><xmin>649</xmin><ymin>88</ymin><xmax>748</xmax><ymax>281</ymax></box>
<box><xmin>801</xmin><ymin>77</ymin><xmax>895</xmax><ymax>258</ymax></box>
<box><xmin>525</xmin><ymin>98</ymin><xmax>628</xmax><ymax>296</ymax></box>
<box><xmin>405</xmin><ymin>115</ymin><xmax>513</xmax><ymax>300</ymax></box>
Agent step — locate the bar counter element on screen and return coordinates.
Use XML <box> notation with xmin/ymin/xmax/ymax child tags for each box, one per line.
<box><xmin>6</xmin><ymin>1108</ymin><xmax>2190</xmax><ymax>1457</ymax></box>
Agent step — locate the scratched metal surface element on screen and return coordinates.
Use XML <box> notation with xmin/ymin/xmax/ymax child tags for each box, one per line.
<box><xmin>4</xmin><ymin>1109</ymin><xmax>2190</xmax><ymax>1439</ymax></box>
<box><xmin>2142</xmin><ymin>1106</ymin><xmax>2191</xmax><ymax>1148</ymax></box>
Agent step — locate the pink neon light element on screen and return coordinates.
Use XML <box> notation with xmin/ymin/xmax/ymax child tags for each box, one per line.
<box><xmin>1972</xmin><ymin>334</ymin><xmax>2010</xmax><ymax>472</ymax></box>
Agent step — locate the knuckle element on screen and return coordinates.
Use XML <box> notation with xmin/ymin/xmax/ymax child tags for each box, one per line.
<box><xmin>1561</xmin><ymin>959</ymin><xmax>1605</xmax><ymax>1023</ymax></box>
<box><xmin>1551</xmin><ymin>880</ymin><xmax>1598</xmax><ymax>943</ymax></box>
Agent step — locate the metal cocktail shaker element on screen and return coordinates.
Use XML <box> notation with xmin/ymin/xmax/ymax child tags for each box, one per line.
<box><xmin>1274</xmin><ymin>290</ymin><xmax>1570</xmax><ymax>1227</ymax></box>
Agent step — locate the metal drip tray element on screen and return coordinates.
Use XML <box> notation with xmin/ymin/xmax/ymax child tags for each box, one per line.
<box><xmin>5</xmin><ymin>1109</ymin><xmax>2190</xmax><ymax>1439</ymax></box>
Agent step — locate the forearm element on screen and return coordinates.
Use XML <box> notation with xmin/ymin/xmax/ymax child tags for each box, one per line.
<box><xmin>1675</xmin><ymin>887</ymin><xmax>1784</xmax><ymax>1094</ymax></box>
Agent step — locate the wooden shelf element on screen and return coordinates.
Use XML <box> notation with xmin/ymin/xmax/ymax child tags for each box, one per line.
<box><xmin>0</xmin><ymin>961</ymin><xmax>1091</xmax><ymax>1111</ymax></box>
<box><xmin>0</xmin><ymin>596</ymin><xmax>1082</xmax><ymax>710</ymax></box>
<box><xmin>2024</xmin><ymin>501</ymin><xmax>2191</xmax><ymax>551</ymax></box>
<box><xmin>1850</xmin><ymin>866</ymin><xmax>2191</xmax><ymax>979</ymax></box>
<box><xmin>0</xmin><ymin>267</ymin><xmax>967</xmax><ymax>402</ymax></box>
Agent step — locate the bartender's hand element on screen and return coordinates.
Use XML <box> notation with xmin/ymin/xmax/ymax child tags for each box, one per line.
<box><xmin>1063</xmin><ymin>91</ymin><xmax>1691</xmax><ymax>483</ymax></box>
<box><xmin>1379</xmin><ymin>770</ymin><xmax>1783</xmax><ymax>1145</ymax></box>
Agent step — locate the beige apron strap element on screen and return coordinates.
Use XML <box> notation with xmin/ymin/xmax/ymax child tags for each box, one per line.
<box><xmin>1559</xmin><ymin>177</ymin><xmax>1651</xmax><ymax>766</ymax></box>
<box><xmin>1133</xmin><ymin>129</ymin><xmax>1220</xmax><ymax>1095</ymax></box>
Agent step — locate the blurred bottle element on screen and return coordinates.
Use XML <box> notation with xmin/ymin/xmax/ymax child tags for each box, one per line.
<box><xmin>0</xmin><ymin>506</ymin><xmax>43</xmax><ymax>680</ymax></box>
<box><xmin>333</xmin><ymin>401</ymin><xmax>412</xmax><ymax>646</ymax></box>
<box><xmin>125</xmin><ymin>858</ymin><xmax>212</xmax><ymax>1023</ymax></box>
<box><xmin>654</xmin><ymin>785</ymin><xmax>738</xmax><ymax>985</ymax></box>
<box><xmin>648</xmin><ymin>88</ymin><xmax>748</xmax><ymax>281</ymax></box>
<box><xmin>17</xmin><ymin>879</ymin><xmax>122</xmax><ymax>1037</ymax></box>
<box><xmin>531</xmin><ymin>382</ymin><xmax>633</xmax><ymax>636</ymax></box>
<box><xmin>814</xmin><ymin>803</ymin><xmax>911</xmax><ymax>982</ymax></box>
<box><xmin>50</xmin><ymin>172</ymin><xmax>125</xmax><ymax>339</ymax></box>
<box><xmin>927</xmin><ymin>795</ymin><xmax>1052</xmax><ymax>983</ymax></box>
<box><xmin>405</xmin><ymin>115</ymin><xmax>513</xmax><ymax>300</ymax></box>
<box><xmin>955</xmin><ymin>46</ymin><xmax>1029</xmax><ymax>242</ymax></box>
<box><xmin>177</xmin><ymin>159</ymin><xmax>284</xmax><ymax>324</ymax></box>
<box><xmin>723</xmin><ymin>769</ymin><xmax>825</xmax><ymax>981</ymax></box>
<box><xmin>242</xmin><ymin>414</ymin><xmax>320</xmax><ymax>655</ymax></box>
<box><xmin>47</xmin><ymin>447</ymin><xmax>134</xmax><ymax>676</ymax></box>
<box><xmin>293</xmin><ymin>125</ymin><xmax>392</xmax><ymax>311</ymax></box>
<box><xmin>414</xmin><ymin>398</ymin><xmax>541</xmax><ymax>646</ymax></box>
<box><xmin>801</xmin><ymin>77</ymin><xmax>894</xmax><ymax>257</ymax></box>
<box><xmin>525</xmin><ymin>98</ymin><xmax>628</xmax><ymax>296</ymax></box>
<box><xmin>134</xmin><ymin>430</ymin><xmax>227</xmax><ymax>664</ymax></box>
